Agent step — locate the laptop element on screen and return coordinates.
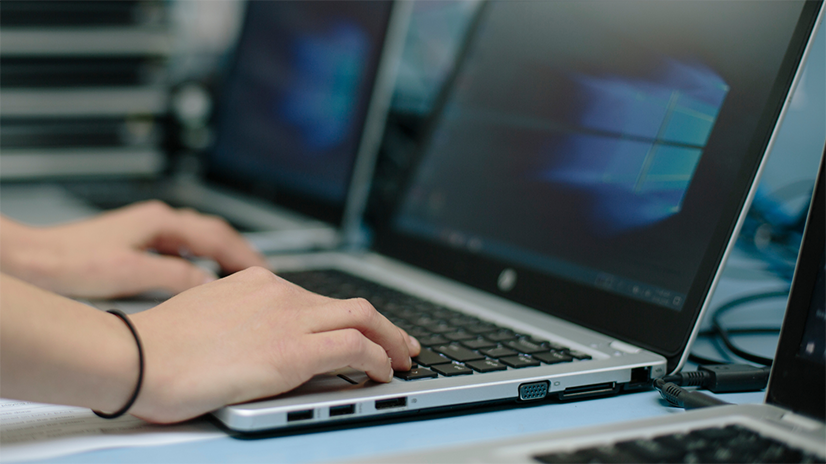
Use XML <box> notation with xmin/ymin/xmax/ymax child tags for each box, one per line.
<box><xmin>211</xmin><ymin>0</ymin><xmax>824</xmax><ymax>433</ymax></box>
<box><xmin>371</xmin><ymin>152</ymin><xmax>826</xmax><ymax>464</ymax></box>
<box><xmin>35</xmin><ymin>0</ymin><xmax>412</xmax><ymax>253</ymax></box>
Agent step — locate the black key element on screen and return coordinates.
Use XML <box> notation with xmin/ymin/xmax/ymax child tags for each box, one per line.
<box><xmin>434</xmin><ymin>344</ymin><xmax>485</xmax><ymax>362</ymax></box>
<box><xmin>394</xmin><ymin>368</ymin><xmax>438</xmax><ymax>380</ymax></box>
<box><xmin>430</xmin><ymin>362</ymin><xmax>474</xmax><ymax>377</ymax></box>
<box><xmin>465</xmin><ymin>359</ymin><xmax>507</xmax><ymax>373</ymax></box>
<box><xmin>461</xmin><ymin>338</ymin><xmax>498</xmax><ymax>350</ymax></box>
<box><xmin>448</xmin><ymin>316</ymin><xmax>480</xmax><ymax>326</ymax></box>
<box><xmin>369</xmin><ymin>295</ymin><xmax>388</xmax><ymax>306</ymax></box>
<box><xmin>542</xmin><ymin>342</ymin><xmax>570</xmax><ymax>352</ymax></box>
<box><xmin>465</xmin><ymin>323</ymin><xmax>498</xmax><ymax>334</ymax></box>
<box><xmin>566</xmin><ymin>350</ymin><xmax>593</xmax><ymax>360</ymax></box>
<box><xmin>486</xmin><ymin>330</ymin><xmax>519</xmax><ymax>342</ymax></box>
<box><xmin>422</xmin><ymin>322</ymin><xmax>456</xmax><ymax>334</ymax></box>
<box><xmin>653</xmin><ymin>433</ymin><xmax>698</xmax><ymax>452</ymax></box>
<box><xmin>500</xmin><ymin>355</ymin><xmax>541</xmax><ymax>368</ymax></box>
<box><xmin>387</xmin><ymin>305</ymin><xmax>417</xmax><ymax>318</ymax></box>
<box><xmin>444</xmin><ymin>331</ymin><xmax>477</xmax><ymax>342</ymax></box>
<box><xmin>390</xmin><ymin>320</ymin><xmax>415</xmax><ymax>330</ymax></box>
<box><xmin>410</xmin><ymin>316</ymin><xmax>437</xmax><ymax>326</ymax></box>
<box><xmin>585</xmin><ymin>446</ymin><xmax>644</xmax><ymax>463</ymax></box>
<box><xmin>480</xmin><ymin>346</ymin><xmax>518</xmax><ymax>358</ymax></box>
<box><xmin>532</xmin><ymin>351</ymin><xmax>574</xmax><ymax>365</ymax></box>
<box><xmin>503</xmin><ymin>339</ymin><xmax>546</xmax><ymax>354</ymax></box>
<box><xmin>413</xmin><ymin>348</ymin><xmax>450</xmax><ymax>366</ymax></box>
<box><xmin>693</xmin><ymin>426</ymin><xmax>742</xmax><ymax>441</ymax></box>
<box><xmin>417</xmin><ymin>335</ymin><xmax>449</xmax><ymax>347</ymax></box>
<box><xmin>700</xmin><ymin>446</ymin><xmax>738</xmax><ymax>463</ymax></box>
<box><xmin>615</xmin><ymin>438</ymin><xmax>686</xmax><ymax>462</ymax></box>
<box><xmin>407</xmin><ymin>327</ymin><xmax>432</xmax><ymax>338</ymax></box>
<box><xmin>760</xmin><ymin>445</ymin><xmax>804</xmax><ymax>463</ymax></box>
<box><xmin>789</xmin><ymin>454</ymin><xmax>826</xmax><ymax>464</ymax></box>
<box><xmin>534</xmin><ymin>451</ymin><xmax>593</xmax><ymax>463</ymax></box>
<box><xmin>429</xmin><ymin>308</ymin><xmax>458</xmax><ymax>320</ymax></box>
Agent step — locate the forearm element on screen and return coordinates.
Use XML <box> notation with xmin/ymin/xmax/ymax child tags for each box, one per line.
<box><xmin>0</xmin><ymin>217</ymin><xmax>31</xmax><ymax>277</ymax></box>
<box><xmin>0</xmin><ymin>273</ymin><xmax>139</xmax><ymax>414</ymax></box>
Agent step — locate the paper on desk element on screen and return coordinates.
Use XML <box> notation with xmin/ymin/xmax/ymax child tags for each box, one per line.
<box><xmin>0</xmin><ymin>399</ymin><xmax>224</xmax><ymax>462</ymax></box>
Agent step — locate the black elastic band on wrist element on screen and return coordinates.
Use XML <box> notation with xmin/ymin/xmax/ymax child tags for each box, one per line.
<box><xmin>93</xmin><ymin>309</ymin><xmax>144</xmax><ymax>419</ymax></box>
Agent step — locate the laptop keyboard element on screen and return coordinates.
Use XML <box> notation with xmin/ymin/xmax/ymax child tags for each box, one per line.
<box><xmin>533</xmin><ymin>424</ymin><xmax>822</xmax><ymax>463</ymax></box>
<box><xmin>279</xmin><ymin>270</ymin><xmax>592</xmax><ymax>380</ymax></box>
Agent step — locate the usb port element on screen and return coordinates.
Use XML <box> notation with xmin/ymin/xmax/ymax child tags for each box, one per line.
<box><xmin>287</xmin><ymin>409</ymin><xmax>313</xmax><ymax>422</ymax></box>
<box><xmin>375</xmin><ymin>397</ymin><xmax>407</xmax><ymax>410</ymax></box>
<box><xmin>329</xmin><ymin>404</ymin><xmax>356</xmax><ymax>417</ymax></box>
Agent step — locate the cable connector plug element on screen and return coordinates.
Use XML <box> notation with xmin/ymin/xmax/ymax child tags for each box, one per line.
<box><xmin>654</xmin><ymin>379</ymin><xmax>730</xmax><ymax>410</ymax></box>
<box><xmin>661</xmin><ymin>363</ymin><xmax>771</xmax><ymax>393</ymax></box>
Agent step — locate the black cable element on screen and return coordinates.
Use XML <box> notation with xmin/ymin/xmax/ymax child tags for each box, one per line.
<box><xmin>689</xmin><ymin>290</ymin><xmax>788</xmax><ymax>366</ymax></box>
<box><xmin>710</xmin><ymin>290</ymin><xmax>788</xmax><ymax>366</ymax></box>
<box><xmin>662</xmin><ymin>364</ymin><xmax>772</xmax><ymax>392</ymax></box>
<box><xmin>654</xmin><ymin>379</ymin><xmax>730</xmax><ymax>410</ymax></box>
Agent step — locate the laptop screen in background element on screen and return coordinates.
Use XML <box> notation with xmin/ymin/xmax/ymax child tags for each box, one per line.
<box><xmin>207</xmin><ymin>1</ymin><xmax>393</xmax><ymax>225</ymax></box>
<box><xmin>798</xmin><ymin>254</ymin><xmax>825</xmax><ymax>365</ymax></box>
<box><xmin>391</xmin><ymin>0</ymin><xmax>805</xmax><ymax>311</ymax></box>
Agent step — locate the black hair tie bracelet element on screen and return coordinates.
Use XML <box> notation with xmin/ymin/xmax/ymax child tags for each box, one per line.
<box><xmin>93</xmin><ymin>309</ymin><xmax>144</xmax><ymax>419</ymax></box>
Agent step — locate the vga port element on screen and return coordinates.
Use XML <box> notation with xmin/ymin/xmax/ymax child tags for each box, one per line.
<box><xmin>519</xmin><ymin>381</ymin><xmax>550</xmax><ymax>400</ymax></box>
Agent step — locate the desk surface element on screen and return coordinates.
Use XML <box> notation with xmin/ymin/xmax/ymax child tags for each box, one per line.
<box><xmin>22</xmin><ymin>388</ymin><xmax>766</xmax><ymax>464</ymax></box>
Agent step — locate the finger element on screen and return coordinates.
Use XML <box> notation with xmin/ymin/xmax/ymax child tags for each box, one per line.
<box><xmin>301</xmin><ymin>329</ymin><xmax>394</xmax><ymax>383</ymax></box>
<box><xmin>304</xmin><ymin>298</ymin><xmax>413</xmax><ymax>371</ymax></box>
<box><xmin>142</xmin><ymin>208</ymin><xmax>267</xmax><ymax>272</ymax></box>
<box><xmin>399</xmin><ymin>327</ymin><xmax>421</xmax><ymax>357</ymax></box>
<box><xmin>117</xmin><ymin>253</ymin><xmax>216</xmax><ymax>296</ymax></box>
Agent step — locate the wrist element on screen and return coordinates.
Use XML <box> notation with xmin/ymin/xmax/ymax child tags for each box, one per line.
<box><xmin>0</xmin><ymin>275</ymin><xmax>142</xmax><ymax>413</ymax></box>
<box><xmin>64</xmin><ymin>304</ymin><xmax>140</xmax><ymax>413</ymax></box>
<box><xmin>0</xmin><ymin>220</ymin><xmax>59</xmax><ymax>289</ymax></box>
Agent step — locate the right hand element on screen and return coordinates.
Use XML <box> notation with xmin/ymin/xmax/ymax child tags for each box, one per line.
<box><xmin>127</xmin><ymin>266</ymin><xmax>421</xmax><ymax>424</ymax></box>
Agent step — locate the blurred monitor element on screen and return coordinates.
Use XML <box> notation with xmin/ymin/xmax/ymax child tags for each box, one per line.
<box><xmin>207</xmin><ymin>0</ymin><xmax>396</xmax><ymax>226</ymax></box>
<box><xmin>390</xmin><ymin>0</ymin><xmax>480</xmax><ymax>115</ymax></box>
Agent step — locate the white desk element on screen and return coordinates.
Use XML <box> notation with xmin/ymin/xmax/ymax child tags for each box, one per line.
<box><xmin>10</xmin><ymin>388</ymin><xmax>765</xmax><ymax>464</ymax></box>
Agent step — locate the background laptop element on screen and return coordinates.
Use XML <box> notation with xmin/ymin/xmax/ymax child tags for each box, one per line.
<box><xmin>1</xmin><ymin>0</ymin><xmax>410</xmax><ymax>253</ymax></box>
<box><xmin>212</xmin><ymin>0</ymin><xmax>823</xmax><ymax>433</ymax></box>
<box><xmin>373</xmin><ymin>153</ymin><xmax>826</xmax><ymax>464</ymax></box>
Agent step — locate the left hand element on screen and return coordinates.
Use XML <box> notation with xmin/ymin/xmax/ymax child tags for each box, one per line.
<box><xmin>0</xmin><ymin>201</ymin><xmax>267</xmax><ymax>298</ymax></box>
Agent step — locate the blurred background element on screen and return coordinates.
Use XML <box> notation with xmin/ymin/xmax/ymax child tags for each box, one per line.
<box><xmin>0</xmin><ymin>0</ymin><xmax>823</xmax><ymax>285</ymax></box>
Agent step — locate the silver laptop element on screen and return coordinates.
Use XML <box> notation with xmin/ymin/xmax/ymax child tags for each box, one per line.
<box><xmin>212</xmin><ymin>0</ymin><xmax>824</xmax><ymax>433</ymax></box>
<box><xmin>14</xmin><ymin>0</ymin><xmax>411</xmax><ymax>253</ymax></box>
<box><xmin>368</xmin><ymin>153</ymin><xmax>826</xmax><ymax>464</ymax></box>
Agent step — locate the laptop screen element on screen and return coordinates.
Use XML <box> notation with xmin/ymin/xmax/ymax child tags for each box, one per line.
<box><xmin>767</xmin><ymin>156</ymin><xmax>825</xmax><ymax>421</ymax></box>
<box><xmin>798</xmin><ymin>255</ymin><xmax>825</xmax><ymax>366</ymax></box>
<box><xmin>206</xmin><ymin>1</ymin><xmax>393</xmax><ymax>225</ymax></box>
<box><xmin>374</xmin><ymin>0</ymin><xmax>822</xmax><ymax>369</ymax></box>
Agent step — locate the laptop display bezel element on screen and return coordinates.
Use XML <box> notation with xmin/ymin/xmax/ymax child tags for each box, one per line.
<box><xmin>767</xmin><ymin>154</ymin><xmax>825</xmax><ymax>421</ymax></box>
<box><xmin>372</xmin><ymin>0</ymin><xmax>823</xmax><ymax>371</ymax></box>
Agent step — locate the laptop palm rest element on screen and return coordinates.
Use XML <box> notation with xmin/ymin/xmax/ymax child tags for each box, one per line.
<box><xmin>277</xmin><ymin>369</ymin><xmax>371</xmax><ymax>399</ymax></box>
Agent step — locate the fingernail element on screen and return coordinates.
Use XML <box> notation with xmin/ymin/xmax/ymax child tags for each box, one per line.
<box><xmin>409</xmin><ymin>335</ymin><xmax>421</xmax><ymax>351</ymax></box>
<box><xmin>387</xmin><ymin>368</ymin><xmax>394</xmax><ymax>383</ymax></box>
